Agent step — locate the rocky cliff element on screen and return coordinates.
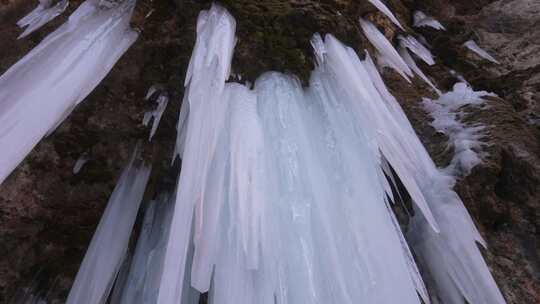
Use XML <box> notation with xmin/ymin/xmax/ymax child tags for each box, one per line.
<box><xmin>0</xmin><ymin>0</ymin><xmax>538</xmax><ymax>303</ymax></box>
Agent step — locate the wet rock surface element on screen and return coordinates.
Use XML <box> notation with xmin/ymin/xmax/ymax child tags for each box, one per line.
<box><xmin>0</xmin><ymin>0</ymin><xmax>538</xmax><ymax>303</ymax></box>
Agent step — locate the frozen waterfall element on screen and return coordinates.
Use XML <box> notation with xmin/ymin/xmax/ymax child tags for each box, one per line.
<box><xmin>152</xmin><ymin>4</ymin><xmax>504</xmax><ymax>304</ymax></box>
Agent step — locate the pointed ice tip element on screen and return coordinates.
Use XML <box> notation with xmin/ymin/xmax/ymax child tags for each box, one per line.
<box><xmin>367</xmin><ymin>0</ymin><xmax>404</xmax><ymax>30</ymax></box>
<box><xmin>463</xmin><ymin>40</ymin><xmax>500</xmax><ymax>64</ymax></box>
<box><xmin>310</xmin><ymin>33</ymin><xmax>326</xmax><ymax>66</ymax></box>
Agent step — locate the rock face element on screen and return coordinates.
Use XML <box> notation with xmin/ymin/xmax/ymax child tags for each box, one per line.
<box><xmin>0</xmin><ymin>0</ymin><xmax>538</xmax><ymax>303</ymax></box>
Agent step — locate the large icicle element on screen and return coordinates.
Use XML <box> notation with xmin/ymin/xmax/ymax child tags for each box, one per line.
<box><xmin>17</xmin><ymin>0</ymin><xmax>69</xmax><ymax>39</ymax></box>
<box><xmin>359</xmin><ymin>18</ymin><xmax>413</xmax><ymax>82</ymax></box>
<box><xmin>158</xmin><ymin>4</ymin><xmax>237</xmax><ymax>303</ymax></box>
<box><xmin>0</xmin><ymin>0</ymin><xmax>138</xmax><ymax>185</ymax></box>
<box><xmin>464</xmin><ymin>40</ymin><xmax>500</xmax><ymax>64</ymax></box>
<box><xmin>66</xmin><ymin>147</ymin><xmax>151</xmax><ymax>304</ymax></box>
<box><xmin>367</xmin><ymin>0</ymin><xmax>404</xmax><ymax>30</ymax></box>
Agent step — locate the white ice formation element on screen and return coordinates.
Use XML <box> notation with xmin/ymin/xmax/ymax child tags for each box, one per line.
<box><xmin>149</xmin><ymin>4</ymin><xmax>505</xmax><ymax>304</ymax></box>
<box><xmin>464</xmin><ymin>40</ymin><xmax>500</xmax><ymax>64</ymax></box>
<box><xmin>143</xmin><ymin>86</ymin><xmax>169</xmax><ymax>141</ymax></box>
<box><xmin>73</xmin><ymin>152</ymin><xmax>90</xmax><ymax>174</ymax></box>
<box><xmin>17</xmin><ymin>0</ymin><xmax>69</xmax><ymax>39</ymax></box>
<box><xmin>359</xmin><ymin>18</ymin><xmax>413</xmax><ymax>82</ymax></box>
<box><xmin>367</xmin><ymin>0</ymin><xmax>404</xmax><ymax>30</ymax></box>
<box><xmin>66</xmin><ymin>147</ymin><xmax>151</xmax><ymax>304</ymax></box>
<box><xmin>398</xmin><ymin>35</ymin><xmax>435</xmax><ymax>66</ymax></box>
<box><xmin>0</xmin><ymin>0</ymin><xmax>138</xmax><ymax>185</ymax></box>
<box><xmin>399</xmin><ymin>46</ymin><xmax>441</xmax><ymax>95</ymax></box>
<box><xmin>423</xmin><ymin>82</ymin><xmax>496</xmax><ymax>176</ymax></box>
<box><xmin>413</xmin><ymin>11</ymin><xmax>446</xmax><ymax>30</ymax></box>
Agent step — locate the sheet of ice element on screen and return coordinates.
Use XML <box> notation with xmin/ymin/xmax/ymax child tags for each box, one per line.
<box><xmin>423</xmin><ymin>82</ymin><xmax>495</xmax><ymax>176</ymax></box>
<box><xmin>143</xmin><ymin>86</ymin><xmax>169</xmax><ymax>141</ymax></box>
<box><xmin>399</xmin><ymin>46</ymin><xmax>441</xmax><ymax>95</ymax></box>
<box><xmin>413</xmin><ymin>11</ymin><xmax>446</xmax><ymax>30</ymax></box>
<box><xmin>0</xmin><ymin>0</ymin><xmax>138</xmax><ymax>185</ymax></box>
<box><xmin>359</xmin><ymin>18</ymin><xmax>413</xmax><ymax>82</ymax></box>
<box><xmin>367</xmin><ymin>0</ymin><xmax>404</xmax><ymax>30</ymax></box>
<box><xmin>464</xmin><ymin>40</ymin><xmax>500</xmax><ymax>64</ymax></box>
<box><xmin>398</xmin><ymin>35</ymin><xmax>435</xmax><ymax>66</ymax></box>
<box><xmin>66</xmin><ymin>147</ymin><xmax>151</xmax><ymax>304</ymax></box>
<box><xmin>72</xmin><ymin>152</ymin><xmax>89</xmax><ymax>174</ymax></box>
<box><xmin>17</xmin><ymin>0</ymin><xmax>69</xmax><ymax>39</ymax></box>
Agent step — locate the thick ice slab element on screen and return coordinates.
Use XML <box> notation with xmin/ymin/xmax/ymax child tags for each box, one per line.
<box><xmin>0</xmin><ymin>0</ymin><xmax>138</xmax><ymax>185</ymax></box>
<box><xmin>17</xmin><ymin>0</ymin><xmax>69</xmax><ymax>39</ymax></box>
<box><xmin>66</xmin><ymin>147</ymin><xmax>151</xmax><ymax>304</ymax></box>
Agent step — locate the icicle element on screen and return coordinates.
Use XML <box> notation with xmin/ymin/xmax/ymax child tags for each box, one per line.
<box><xmin>367</xmin><ymin>0</ymin><xmax>404</xmax><ymax>30</ymax></box>
<box><xmin>17</xmin><ymin>0</ymin><xmax>69</xmax><ymax>39</ymax></box>
<box><xmin>398</xmin><ymin>46</ymin><xmax>441</xmax><ymax>95</ymax></box>
<box><xmin>143</xmin><ymin>86</ymin><xmax>169</xmax><ymax>141</ymax></box>
<box><xmin>359</xmin><ymin>18</ymin><xmax>413</xmax><ymax>82</ymax></box>
<box><xmin>0</xmin><ymin>0</ymin><xmax>138</xmax><ymax>185</ymax></box>
<box><xmin>66</xmin><ymin>146</ymin><xmax>151</xmax><ymax>304</ymax></box>
<box><xmin>464</xmin><ymin>40</ymin><xmax>500</xmax><ymax>64</ymax></box>
<box><xmin>73</xmin><ymin>152</ymin><xmax>89</xmax><ymax>174</ymax></box>
<box><xmin>398</xmin><ymin>35</ymin><xmax>435</xmax><ymax>66</ymax></box>
<box><xmin>413</xmin><ymin>11</ymin><xmax>446</xmax><ymax>31</ymax></box>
